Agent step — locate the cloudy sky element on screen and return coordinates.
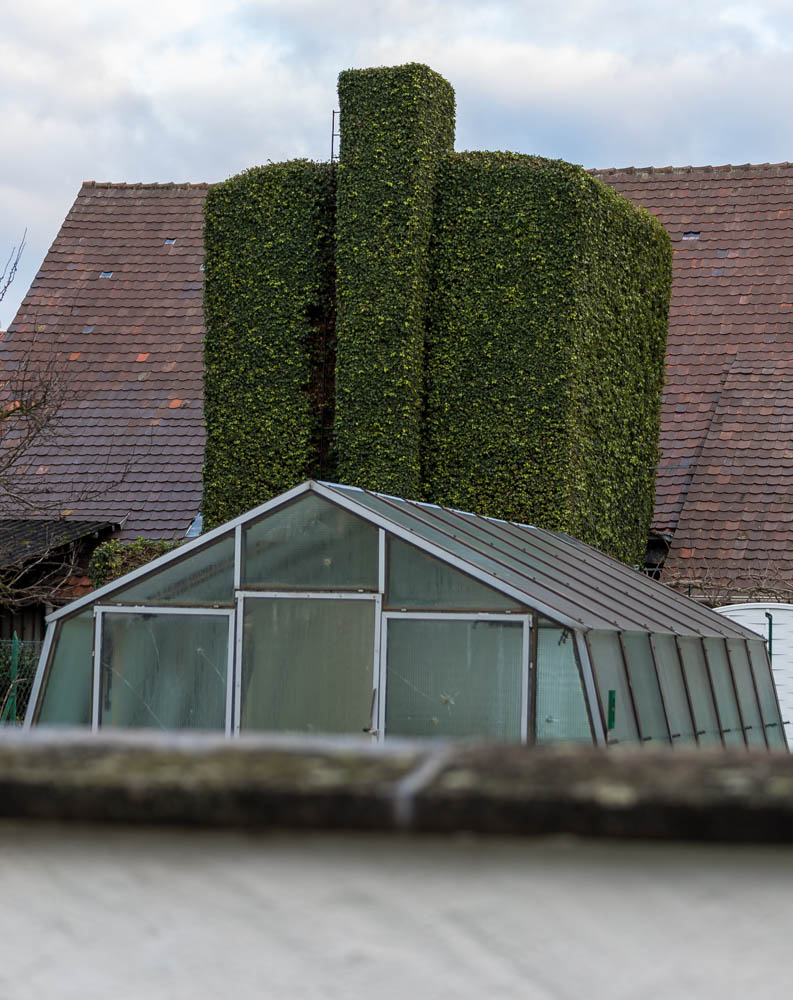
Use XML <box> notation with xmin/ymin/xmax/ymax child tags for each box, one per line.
<box><xmin>2</xmin><ymin>0</ymin><xmax>793</xmax><ymax>326</ymax></box>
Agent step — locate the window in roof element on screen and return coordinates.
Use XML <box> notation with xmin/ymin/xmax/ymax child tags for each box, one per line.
<box><xmin>243</xmin><ymin>494</ymin><xmax>378</xmax><ymax>591</ymax></box>
<box><xmin>185</xmin><ymin>513</ymin><xmax>203</xmax><ymax>538</ymax></box>
<box><xmin>164</xmin><ymin>238</ymin><xmax>176</xmax><ymax>245</ymax></box>
<box><xmin>385</xmin><ymin>618</ymin><xmax>523</xmax><ymax>740</ymax></box>
<box><xmin>99</xmin><ymin>271</ymin><xmax>113</xmax><ymax>278</ymax></box>
<box><xmin>681</xmin><ymin>232</ymin><xmax>700</xmax><ymax>240</ymax></box>
<box><xmin>534</xmin><ymin>619</ymin><xmax>592</xmax><ymax>744</ymax></box>
<box><xmin>386</xmin><ymin>537</ymin><xmax>523</xmax><ymax>611</ymax></box>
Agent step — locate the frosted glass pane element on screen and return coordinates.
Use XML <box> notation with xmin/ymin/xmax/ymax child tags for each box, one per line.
<box><xmin>535</xmin><ymin>622</ymin><xmax>592</xmax><ymax>744</ymax></box>
<box><xmin>386</xmin><ymin>619</ymin><xmax>522</xmax><ymax>741</ymax></box>
<box><xmin>622</xmin><ymin>632</ymin><xmax>669</xmax><ymax>744</ymax></box>
<box><xmin>676</xmin><ymin>636</ymin><xmax>721</xmax><ymax>747</ymax></box>
<box><xmin>99</xmin><ymin>613</ymin><xmax>228</xmax><ymax>730</ymax></box>
<box><xmin>244</xmin><ymin>494</ymin><xmax>378</xmax><ymax>590</ymax></box>
<box><xmin>387</xmin><ymin>538</ymin><xmax>523</xmax><ymax>610</ymax></box>
<box><xmin>747</xmin><ymin>639</ymin><xmax>787</xmax><ymax>749</ymax></box>
<box><xmin>112</xmin><ymin>534</ymin><xmax>235</xmax><ymax>605</ymax></box>
<box><xmin>37</xmin><ymin>612</ymin><xmax>93</xmax><ymax>726</ymax></box>
<box><xmin>587</xmin><ymin>630</ymin><xmax>639</xmax><ymax>744</ymax></box>
<box><xmin>650</xmin><ymin>634</ymin><xmax>695</xmax><ymax>743</ymax></box>
<box><xmin>241</xmin><ymin>598</ymin><xmax>375</xmax><ymax>734</ymax></box>
<box><xmin>704</xmin><ymin>638</ymin><xmax>745</xmax><ymax>747</ymax></box>
<box><xmin>726</xmin><ymin>639</ymin><xmax>766</xmax><ymax>749</ymax></box>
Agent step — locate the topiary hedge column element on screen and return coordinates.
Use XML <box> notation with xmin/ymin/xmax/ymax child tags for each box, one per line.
<box><xmin>202</xmin><ymin>160</ymin><xmax>336</xmax><ymax>529</ymax></box>
<box><xmin>334</xmin><ymin>63</ymin><xmax>455</xmax><ymax>497</ymax></box>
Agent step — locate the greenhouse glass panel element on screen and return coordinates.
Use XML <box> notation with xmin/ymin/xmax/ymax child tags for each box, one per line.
<box><xmin>37</xmin><ymin>611</ymin><xmax>93</xmax><ymax>725</ymax></box>
<box><xmin>244</xmin><ymin>495</ymin><xmax>378</xmax><ymax>590</ymax></box>
<box><xmin>111</xmin><ymin>534</ymin><xmax>235</xmax><ymax>605</ymax></box>
<box><xmin>676</xmin><ymin>637</ymin><xmax>722</xmax><ymax>746</ymax></box>
<box><xmin>587</xmin><ymin>630</ymin><xmax>639</xmax><ymax>744</ymax></box>
<box><xmin>747</xmin><ymin>639</ymin><xmax>786</xmax><ymax>749</ymax></box>
<box><xmin>650</xmin><ymin>634</ymin><xmax>696</xmax><ymax>743</ymax></box>
<box><xmin>99</xmin><ymin>612</ymin><xmax>228</xmax><ymax>730</ymax></box>
<box><xmin>726</xmin><ymin>639</ymin><xmax>766</xmax><ymax>748</ymax></box>
<box><xmin>703</xmin><ymin>638</ymin><xmax>745</xmax><ymax>747</ymax></box>
<box><xmin>622</xmin><ymin>632</ymin><xmax>669</xmax><ymax>744</ymax></box>
<box><xmin>241</xmin><ymin>598</ymin><xmax>375</xmax><ymax>734</ymax></box>
<box><xmin>386</xmin><ymin>537</ymin><xmax>523</xmax><ymax>611</ymax></box>
<box><xmin>535</xmin><ymin>619</ymin><xmax>592</xmax><ymax>743</ymax></box>
<box><xmin>385</xmin><ymin>619</ymin><xmax>522</xmax><ymax>741</ymax></box>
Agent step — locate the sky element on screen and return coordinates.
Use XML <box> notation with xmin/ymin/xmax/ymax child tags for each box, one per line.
<box><xmin>3</xmin><ymin>0</ymin><xmax>793</xmax><ymax>326</ymax></box>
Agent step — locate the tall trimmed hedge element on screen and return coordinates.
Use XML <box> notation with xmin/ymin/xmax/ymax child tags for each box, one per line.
<box><xmin>423</xmin><ymin>152</ymin><xmax>671</xmax><ymax>564</ymax></box>
<box><xmin>202</xmin><ymin>63</ymin><xmax>672</xmax><ymax>566</ymax></box>
<box><xmin>334</xmin><ymin>63</ymin><xmax>455</xmax><ymax>496</ymax></box>
<box><xmin>202</xmin><ymin>160</ymin><xmax>336</xmax><ymax>529</ymax></box>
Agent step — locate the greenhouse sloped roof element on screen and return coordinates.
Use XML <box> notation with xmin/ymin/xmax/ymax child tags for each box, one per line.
<box><xmin>319</xmin><ymin>483</ymin><xmax>756</xmax><ymax>639</ymax></box>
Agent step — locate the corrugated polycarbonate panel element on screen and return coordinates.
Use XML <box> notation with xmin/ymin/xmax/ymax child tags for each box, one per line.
<box><xmin>586</xmin><ymin>630</ymin><xmax>639</xmax><ymax>745</ymax></box>
<box><xmin>726</xmin><ymin>639</ymin><xmax>767</xmax><ymax>749</ymax></box>
<box><xmin>621</xmin><ymin>632</ymin><xmax>670</xmax><ymax>744</ymax></box>
<box><xmin>703</xmin><ymin>638</ymin><xmax>746</xmax><ymax>748</ymax></box>
<box><xmin>321</xmin><ymin>484</ymin><xmax>758</xmax><ymax>639</ymax></box>
<box><xmin>676</xmin><ymin>637</ymin><xmax>722</xmax><ymax>747</ymax></box>
<box><xmin>746</xmin><ymin>639</ymin><xmax>787</xmax><ymax>750</ymax></box>
<box><xmin>650</xmin><ymin>634</ymin><xmax>696</xmax><ymax>744</ymax></box>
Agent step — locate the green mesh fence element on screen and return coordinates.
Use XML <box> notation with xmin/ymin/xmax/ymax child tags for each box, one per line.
<box><xmin>0</xmin><ymin>638</ymin><xmax>43</xmax><ymax>724</ymax></box>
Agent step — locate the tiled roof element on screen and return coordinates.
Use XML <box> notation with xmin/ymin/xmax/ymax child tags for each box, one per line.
<box><xmin>596</xmin><ymin>163</ymin><xmax>793</xmax><ymax>593</ymax></box>
<box><xmin>1</xmin><ymin>182</ymin><xmax>208</xmax><ymax>540</ymax></box>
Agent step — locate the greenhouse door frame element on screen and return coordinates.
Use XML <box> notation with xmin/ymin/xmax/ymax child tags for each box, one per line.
<box><xmin>234</xmin><ymin>591</ymin><xmax>382</xmax><ymax>738</ymax></box>
<box><xmin>91</xmin><ymin>605</ymin><xmax>237</xmax><ymax>734</ymax></box>
<box><xmin>379</xmin><ymin>612</ymin><xmax>532</xmax><ymax>744</ymax></box>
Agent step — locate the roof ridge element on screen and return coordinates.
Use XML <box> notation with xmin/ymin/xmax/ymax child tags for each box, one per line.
<box><xmin>591</xmin><ymin>161</ymin><xmax>793</xmax><ymax>176</ymax></box>
<box><xmin>81</xmin><ymin>181</ymin><xmax>211</xmax><ymax>190</ymax></box>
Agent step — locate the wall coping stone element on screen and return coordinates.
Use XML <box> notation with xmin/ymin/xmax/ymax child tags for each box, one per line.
<box><xmin>1</xmin><ymin>729</ymin><xmax>792</xmax><ymax>842</ymax></box>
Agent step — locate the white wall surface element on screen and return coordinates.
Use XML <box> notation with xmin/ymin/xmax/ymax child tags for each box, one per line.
<box><xmin>1</xmin><ymin>822</ymin><xmax>791</xmax><ymax>1000</ymax></box>
<box><xmin>716</xmin><ymin>603</ymin><xmax>793</xmax><ymax>740</ymax></box>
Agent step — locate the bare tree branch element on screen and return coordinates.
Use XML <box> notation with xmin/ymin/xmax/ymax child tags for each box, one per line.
<box><xmin>0</xmin><ymin>231</ymin><xmax>26</xmax><ymax>305</ymax></box>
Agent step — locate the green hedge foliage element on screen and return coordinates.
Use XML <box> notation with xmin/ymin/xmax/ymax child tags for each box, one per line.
<box><xmin>334</xmin><ymin>63</ymin><xmax>455</xmax><ymax>496</ymax></box>
<box><xmin>423</xmin><ymin>152</ymin><xmax>671</xmax><ymax>564</ymax></box>
<box><xmin>201</xmin><ymin>63</ymin><xmax>671</xmax><ymax>565</ymax></box>
<box><xmin>202</xmin><ymin>160</ymin><xmax>336</xmax><ymax>529</ymax></box>
<box><xmin>89</xmin><ymin>537</ymin><xmax>182</xmax><ymax>588</ymax></box>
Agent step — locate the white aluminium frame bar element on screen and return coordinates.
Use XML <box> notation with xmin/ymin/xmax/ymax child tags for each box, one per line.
<box><xmin>92</xmin><ymin>604</ymin><xmax>236</xmax><ymax>735</ymax></box>
<box><xmin>380</xmin><ymin>611</ymin><xmax>532</xmax><ymax>744</ymax></box>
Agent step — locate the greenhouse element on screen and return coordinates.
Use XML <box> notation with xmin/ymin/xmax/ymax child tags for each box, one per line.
<box><xmin>25</xmin><ymin>481</ymin><xmax>786</xmax><ymax>748</ymax></box>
